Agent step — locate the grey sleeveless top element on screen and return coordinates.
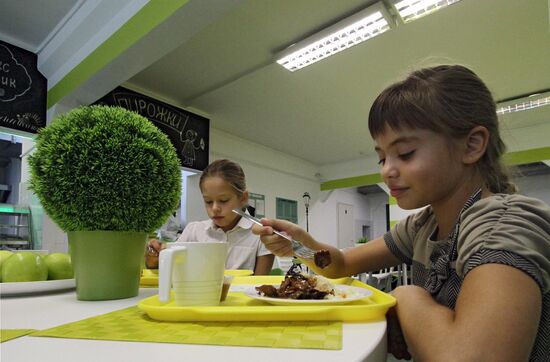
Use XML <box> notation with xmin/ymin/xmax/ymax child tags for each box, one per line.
<box><xmin>385</xmin><ymin>191</ymin><xmax>550</xmax><ymax>361</ymax></box>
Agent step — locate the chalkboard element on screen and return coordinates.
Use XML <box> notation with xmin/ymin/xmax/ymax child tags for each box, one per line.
<box><xmin>95</xmin><ymin>87</ymin><xmax>210</xmax><ymax>171</ymax></box>
<box><xmin>0</xmin><ymin>40</ymin><xmax>47</xmax><ymax>134</ymax></box>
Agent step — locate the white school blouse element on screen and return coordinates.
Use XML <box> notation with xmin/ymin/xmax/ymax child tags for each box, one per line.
<box><xmin>176</xmin><ymin>217</ymin><xmax>271</xmax><ymax>271</ymax></box>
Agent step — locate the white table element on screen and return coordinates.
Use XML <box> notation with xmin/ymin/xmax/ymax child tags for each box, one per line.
<box><xmin>1</xmin><ymin>287</ymin><xmax>387</xmax><ymax>362</ymax></box>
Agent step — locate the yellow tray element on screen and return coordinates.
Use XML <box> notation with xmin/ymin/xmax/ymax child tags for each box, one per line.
<box><xmin>224</xmin><ymin>269</ymin><xmax>255</xmax><ymax>277</ymax></box>
<box><xmin>140</xmin><ymin>269</ymin><xmax>159</xmax><ymax>286</ymax></box>
<box><xmin>140</xmin><ymin>269</ymin><xmax>254</xmax><ymax>286</ymax></box>
<box><xmin>138</xmin><ymin>276</ymin><xmax>395</xmax><ymax>322</ymax></box>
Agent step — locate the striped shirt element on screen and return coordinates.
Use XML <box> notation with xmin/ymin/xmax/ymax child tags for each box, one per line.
<box><xmin>385</xmin><ymin>190</ymin><xmax>550</xmax><ymax>361</ymax></box>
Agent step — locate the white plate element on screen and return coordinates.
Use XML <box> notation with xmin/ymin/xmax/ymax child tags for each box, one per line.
<box><xmin>244</xmin><ymin>284</ymin><xmax>373</xmax><ymax>305</ymax></box>
<box><xmin>0</xmin><ymin>279</ymin><xmax>76</xmax><ymax>297</ymax></box>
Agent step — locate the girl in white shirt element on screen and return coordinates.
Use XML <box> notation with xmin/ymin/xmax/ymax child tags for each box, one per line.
<box><xmin>148</xmin><ymin>159</ymin><xmax>274</xmax><ymax>274</ymax></box>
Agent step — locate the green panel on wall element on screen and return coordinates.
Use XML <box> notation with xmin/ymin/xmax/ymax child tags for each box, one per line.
<box><xmin>503</xmin><ymin>147</ymin><xmax>550</xmax><ymax>165</ymax></box>
<box><xmin>320</xmin><ymin>173</ymin><xmax>382</xmax><ymax>191</ymax></box>
<box><xmin>276</xmin><ymin>197</ymin><xmax>297</xmax><ymax>223</ymax></box>
<box><xmin>47</xmin><ymin>0</ymin><xmax>190</xmax><ymax>108</ymax></box>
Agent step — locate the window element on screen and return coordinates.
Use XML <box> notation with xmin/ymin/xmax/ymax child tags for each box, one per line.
<box><xmin>276</xmin><ymin>197</ymin><xmax>298</xmax><ymax>223</ymax></box>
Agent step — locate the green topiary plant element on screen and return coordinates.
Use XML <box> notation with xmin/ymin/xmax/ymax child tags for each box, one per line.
<box><xmin>28</xmin><ymin>105</ymin><xmax>181</xmax><ymax>232</ymax></box>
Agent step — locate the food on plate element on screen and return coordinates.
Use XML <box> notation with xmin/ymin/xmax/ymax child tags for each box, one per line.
<box><xmin>314</xmin><ymin>249</ymin><xmax>331</xmax><ymax>268</ymax></box>
<box><xmin>255</xmin><ymin>265</ymin><xmax>339</xmax><ymax>300</ymax></box>
<box><xmin>1</xmin><ymin>252</ymin><xmax>48</xmax><ymax>282</ymax></box>
<box><xmin>43</xmin><ymin>252</ymin><xmax>74</xmax><ymax>280</ymax></box>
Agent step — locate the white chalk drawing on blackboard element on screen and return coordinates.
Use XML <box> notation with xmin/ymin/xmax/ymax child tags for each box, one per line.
<box><xmin>17</xmin><ymin>113</ymin><xmax>42</xmax><ymax>129</ymax></box>
<box><xmin>0</xmin><ymin>44</ymin><xmax>32</xmax><ymax>102</ymax></box>
<box><xmin>110</xmin><ymin>91</ymin><xmax>207</xmax><ymax>167</ymax></box>
<box><xmin>181</xmin><ymin>129</ymin><xmax>205</xmax><ymax>166</ymax></box>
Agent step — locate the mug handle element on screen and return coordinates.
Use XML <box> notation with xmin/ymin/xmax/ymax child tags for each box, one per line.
<box><xmin>158</xmin><ymin>246</ymin><xmax>188</xmax><ymax>302</ymax></box>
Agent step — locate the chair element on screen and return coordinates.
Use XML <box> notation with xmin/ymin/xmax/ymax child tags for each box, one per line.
<box><xmin>366</xmin><ymin>263</ymin><xmax>410</xmax><ymax>291</ymax></box>
<box><xmin>366</xmin><ymin>268</ymin><xmax>395</xmax><ymax>292</ymax></box>
<box><xmin>399</xmin><ymin>263</ymin><xmax>410</xmax><ymax>286</ymax></box>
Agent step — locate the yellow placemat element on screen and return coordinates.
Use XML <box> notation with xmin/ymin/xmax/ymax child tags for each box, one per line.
<box><xmin>1</xmin><ymin>329</ymin><xmax>36</xmax><ymax>342</ymax></box>
<box><xmin>31</xmin><ymin>306</ymin><xmax>342</xmax><ymax>350</ymax></box>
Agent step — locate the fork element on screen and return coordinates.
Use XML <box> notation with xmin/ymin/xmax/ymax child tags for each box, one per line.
<box><xmin>232</xmin><ymin>209</ymin><xmax>316</xmax><ymax>260</ymax></box>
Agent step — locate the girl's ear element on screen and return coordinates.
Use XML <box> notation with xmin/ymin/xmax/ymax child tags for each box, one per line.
<box><xmin>241</xmin><ymin>191</ymin><xmax>249</xmax><ymax>206</ymax></box>
<box><xmin>463</xmin><ymin>126</ymin><xmax>489</xmax><ymax>164</ymax></box>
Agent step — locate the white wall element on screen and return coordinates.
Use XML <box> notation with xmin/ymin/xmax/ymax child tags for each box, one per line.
<box><xmin>185</xmin><ymin>128</ymin><xmax>321</xmax><ymax>229</ymax></box>
<box><xmin>333</xmin><ymin>170</ymin><xmax>550</xmax><ymax>247</ymax></box>
<box><xmin>515</xmin><ymin>173</ymin><xmax>550</xmax><ymax>205</ymax></box>
<box><xmin>11</xmin><ymin>118</ymin><xmax>550</xmax><ymax>253</ymax></box>
<box><xmin>309</xmin><ymin>189</ymin><xmax>366</xmax><ymax>246</ymax></box>
<box><xmin>22</xmin><ymin>130</ymin><xmax>550</xmax><ymax>255</ymax></box>
<box><xmin>318</xmin><ymin>154</ymin><xmax>381</xmax><ymax>184</ymax></box>
<box><xmin>364</xmin><ymin>191</ymin><xmax>390</xmax><ymax>238</ymax></box>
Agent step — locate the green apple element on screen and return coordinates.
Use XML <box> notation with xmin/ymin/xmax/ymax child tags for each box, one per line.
<box><xmin>0</xmin><ymin>250</ymin><xmax>14</xmax><ymax>282</ymax></box>
<box><xmin>43</xmin><ymin>253</ymin><xmax>73</xmax><ymax>280</ymax></box>
<box><xmin>1</xmin><ymin>252</ymin><xmax>48</xmax><ymax>282</ymax></box>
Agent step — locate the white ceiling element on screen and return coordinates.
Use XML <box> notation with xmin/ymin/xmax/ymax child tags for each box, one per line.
<box><xmin>2</xmin><ymin>0</ymin><xmax>550</xmax><ymax>168</ymax></box>
<box><xmin>0</xmin><ymin>0</ymin><xmax>82</xmax><ymax>53</ymax></box>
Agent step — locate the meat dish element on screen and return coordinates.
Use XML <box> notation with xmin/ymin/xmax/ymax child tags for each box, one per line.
<box><xmin>255</xmin><ymin>265</ymin><xmax>335</xmax><ymax>300</ymax></box>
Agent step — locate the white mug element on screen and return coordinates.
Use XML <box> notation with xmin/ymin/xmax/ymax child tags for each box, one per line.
<box><xmin>158</xmin><ymin>241</ymin><xmax>227</xmax><ymax>306</ymax></box>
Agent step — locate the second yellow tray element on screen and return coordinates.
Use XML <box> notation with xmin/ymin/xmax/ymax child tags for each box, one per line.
<box><xmin>140</xmin><ymin>269</ymin><xmax>254</xmax><ymax>286</ymax></box>
<box><xmin>138</xmin><ymin>276</ymin><xmax>395</xmax><ymax>322</ymax></box>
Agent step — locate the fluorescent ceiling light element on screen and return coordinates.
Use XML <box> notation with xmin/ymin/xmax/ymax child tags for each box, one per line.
<box><xmin>496</xmin><ymin>92</ymin><xmax>550</xmax><ymax>115</ymax></box>
<box><xmin>392</xmin><ymin>0</ymin><xmax>462</xmax><ymax>23</ymax></box>
<box><xmin>276</xmin><ymin>3</ymin><xmax>393</xmax><ymax>72</ymax></box>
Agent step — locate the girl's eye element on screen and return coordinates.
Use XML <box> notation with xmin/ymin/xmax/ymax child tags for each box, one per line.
<box><xmin>399</xmin><ymin>150</ymin><xmax>415</xmax><ymax>160</ymax></box>
<box><xmin>377</xmin><ymin>150</ymin><xmax>414</xmax><ymax>166</ymax></box>
<box><xmin>204</xmin><ymin>201</ymin><xmax>213</xmax><ymax>205</ymax></box>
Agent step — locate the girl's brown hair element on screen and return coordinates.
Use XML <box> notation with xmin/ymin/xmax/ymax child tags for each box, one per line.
<box><xmin>199</xmin><ymin>159</ymin><xmax>246</xmax><ymax>196</ymax></box>
<box><xmin>368</xmin><ymin>64</ymin><xmax>516</xmax><ymax>194</ymax></box>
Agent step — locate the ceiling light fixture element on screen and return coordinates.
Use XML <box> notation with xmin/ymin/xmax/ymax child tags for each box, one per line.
<box><xmin>391</xmin><ymin>0</ymin><xmax>463</xmax><ymax>23</ymax></box>
<box><xmin>496</xmin><ymin>92</ymin><xmax>550</xmax><ymax>115</ymax></box>
<box><xmin>276</xmin><ymin>2</ymin><xmax>394</xmax><ymax>72</ymax></box>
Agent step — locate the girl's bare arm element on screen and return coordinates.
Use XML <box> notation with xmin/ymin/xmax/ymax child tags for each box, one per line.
<box><xmin>253</xmin><ymin>254</ymin><xmax>275</xmax><ymax>275</ymax></box>
<box><xmin>395</xmin><ymin>263</ymin><xmax>541</xmax><ymax>362</ymax></box>
<box><xmin>253</xmin><ymin>218</ymin><xmax>401</xmax><ymax>278</ymax></box>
